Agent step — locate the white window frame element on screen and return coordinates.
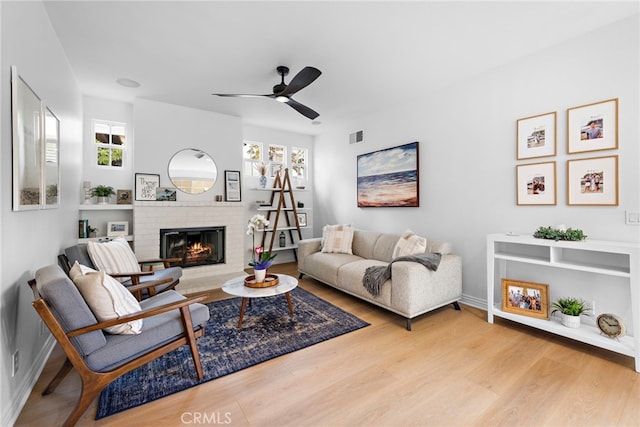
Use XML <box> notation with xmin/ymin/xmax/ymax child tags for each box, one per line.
<box><xmin>93</xmin><ymin>119</ymin><xmax>126</xmax><ymax>168</ymax></box>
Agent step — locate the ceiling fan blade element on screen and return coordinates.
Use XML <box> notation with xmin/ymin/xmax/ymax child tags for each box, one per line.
<box><xmin>212</xmin><ymin>93</ymin><xmax>274</xmax><ymax>98</ymax></box>
<box><xmin>277</xmin><ymin>66</ymin><xmax>322</xmax><ymax>96</ymax></box>
<box><xmin>286</xmin><ymin>98</ymin><xmax>320</xmax><ymax>120</ymax></box>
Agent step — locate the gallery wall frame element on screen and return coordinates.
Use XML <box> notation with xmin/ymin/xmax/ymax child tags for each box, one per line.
<box><xmin>357</xmin><ymin>141</ymin><xmax>419</xmax><ymax>207</ymax></box>
<box><xmin>567</xmin><ymin>155</ymin><xmax>618</xmax><ymax>206</ymax></box>
<box><xmin>567</xmin><ymin>98</ymin><xmax>618</xmax><ymax>154</ymax></box>
<box><xmin>297</xmin><ymin>212</ymin><xmax>307</xmax><ymax>227</ymax></box>
<box><xmin>501</xmin><ymin>278</ymin><xmax>549</xmax><ymax>320</ymax></box>
<box><xmin>43</xmin><ymin>107</ymin><xmax>60</xmax><ymax>209</ymax></box>
<box><xmin>224</xmin><ymin>170</ymin><xmax>242</xmax><ymax>202</ymax></box>
<box><xmin>516</xmin><ymin>161</ymin><xmax>557</xmax><ymax>206</ymax></box>
<box><xmin>135</xmin><ymin>173</ymin><xmax>160</xmax><ymax>201</ymax></box>
<box><xmin>12</xmin><ymin>66</ymin><xmax>44</xmax><ymax>211</ymax></box>
<box><xmin>516</xmin><ymin>111</ymin><xmax>557</xmax><ymax>160</ymax></box>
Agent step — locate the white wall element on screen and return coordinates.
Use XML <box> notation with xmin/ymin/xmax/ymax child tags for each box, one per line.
<box><xmin>0</xmin><ymin>2</ymin><xmax>83</xmax><ymax>425</ymax></box>
<box><xmin>133</xmin><ymin>98</ymin><xmax>242</xmax><ymax>201</ymax></box>
<box><xmin>313</xmin><ymin>15</ymin><xmax>640</xmax><ymax>307</ymax></box>
<box><xmin>243</xmin><ymin>125</ymin><xmax>314</xmax><ymax>265</ymax></box>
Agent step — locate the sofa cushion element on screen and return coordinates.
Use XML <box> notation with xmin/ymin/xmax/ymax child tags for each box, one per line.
<box><xmin>351</xmin><ymin>230</ymin><xmax>381</xmax><ymax>259</ymax></box>
<box><xmin>303</xmin><ymin>252</ymin><xmax>363</xmax><ymax>285</ymax></box>
<box><xmin>70</xmin><ymin>262</ymin><xmax>143</xmax><ymax>335</ymax></box>
<box><xmin>84</xmin><ymin>290</ymin><xmax>210</xmax><ymax>372</ymax></box>
<box><xmin>336</xmin><ymin>259</ymin><xmax>391</xmax><ymax>305</ymax></box>
<box><xmin>87</xmin><ymin>237</ymin><xmax>141</xmax><ymax>280</ymax></box>
<box><xmin>321</xmin><ymin>224</ymin><xmax>355</xmax><ymax>254</ymax></box>
<box><xmin>392</xmin><ymin>230</ymin><xmax>427</xmax><ymax>258</ymax></box>
<box><xmin>372</xmin><ymin>233</ymin><xmax>400</xmax><ymax>263</ymax></box>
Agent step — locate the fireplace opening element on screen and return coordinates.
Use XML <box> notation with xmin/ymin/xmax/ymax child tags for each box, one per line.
<box><xmin>160</xmin><ymin>226</ymin><xmax>225</xmax><ymax>268</ymax></box>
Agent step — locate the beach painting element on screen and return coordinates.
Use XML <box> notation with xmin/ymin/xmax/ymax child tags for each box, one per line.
<box><xmin>357</xmin><ymin>141</ymin><xmax>419</xmax><ymax>207</ymax></box>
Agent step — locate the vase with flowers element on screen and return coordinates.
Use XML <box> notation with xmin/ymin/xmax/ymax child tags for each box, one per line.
<box><xmin>247</xmin><ymin>214</ymin><xmax>277</xmax><ymax>282</ymax></box>
<box><xmin>257</xmin><ymin>162</ymin><xmax>268</xmax><ymax>188</ymax></box>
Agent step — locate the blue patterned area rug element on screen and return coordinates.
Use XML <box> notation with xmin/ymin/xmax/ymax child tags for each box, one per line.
<box><xmin>96</xmin><ymin>287</ymin><xmax>369</xmax><ymax>419</ymax></box>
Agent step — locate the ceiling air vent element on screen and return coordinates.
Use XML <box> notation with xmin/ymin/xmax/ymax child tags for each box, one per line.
<box><xmin>349</xmin><ymin>130</ymin><xmax>364</xmax><ymax>144</ymax></box>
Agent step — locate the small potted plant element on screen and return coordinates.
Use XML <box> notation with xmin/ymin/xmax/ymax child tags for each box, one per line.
<box><xmin>551</xmin><ymin>297</ymin><xmax>591</xmax><ymax>328</ymax></box>
<box><xmin>90</xmin><ymin>185</ymin><xmax>115</xmax><ymax>204</ymax></box>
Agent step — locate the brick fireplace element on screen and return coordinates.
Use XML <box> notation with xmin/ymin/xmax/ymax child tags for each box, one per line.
<box><xmin>134</xmin><ymin>201</ymin><xmax>245</xmax><ymax>280</ymax></box>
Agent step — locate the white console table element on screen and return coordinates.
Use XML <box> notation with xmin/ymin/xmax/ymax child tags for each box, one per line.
<box><xmin>486</xmin><ymin>233</ymin><xmax>640</xmax><ymax>372</ymax></box>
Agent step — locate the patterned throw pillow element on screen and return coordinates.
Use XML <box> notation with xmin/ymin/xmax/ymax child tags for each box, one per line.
<box><xmin>87</xmin><ymin>236</ymin><xmax>140</xmax><ymax>280</ymax></box>
<box><xmin>70</xmin><ymin>261</ymin><xmax>143</xmax><ymax>335</ymax></box>
<box><xmin>321</xmin><ymin>224</ymin><xmax>355</xmax><ymax>254</ymax></box>
<box><xmin>392</xmin><ymin>229</ymin><xmax>427</xmax><ymax>258</ymax></box>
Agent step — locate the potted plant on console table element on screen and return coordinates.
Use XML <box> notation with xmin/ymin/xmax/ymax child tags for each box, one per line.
<box><xmin>551</xmin><ymin>297</ymin><xmax>591</xmax><ymax>328</ymax></box>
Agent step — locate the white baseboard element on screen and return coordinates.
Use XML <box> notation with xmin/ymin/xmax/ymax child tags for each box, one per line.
<box><xmin>460</xmin><ymin>293</ymin><xmax>488</xmax><ymax>311</ymax></box>
<box><xmin>2</xmin><ymin>335</ymin><xmax>56</xmax><ymax>427</ymax></box>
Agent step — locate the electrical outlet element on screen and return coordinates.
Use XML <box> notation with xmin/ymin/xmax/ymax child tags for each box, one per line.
<box><xmin>11</xmin><ymin>350</ymin><xmax>19</xmax><ymax>377</ymax></box>
<box><xmin>626</xmin><ymin>210</ymin><xmax>640</xmax><ymax>225</ymax></box>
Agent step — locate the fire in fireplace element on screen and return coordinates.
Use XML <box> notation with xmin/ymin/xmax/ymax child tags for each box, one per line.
<box><xmin>160</xmin><ymin>226</ymin><xmax>225</xmax><ymax>268</ymax></box>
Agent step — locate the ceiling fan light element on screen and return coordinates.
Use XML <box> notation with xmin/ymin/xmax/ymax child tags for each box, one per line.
<box><xmin>275</xmin><ymin>95</ymin><xmax>289</xmax><ymax>103</ymax></box>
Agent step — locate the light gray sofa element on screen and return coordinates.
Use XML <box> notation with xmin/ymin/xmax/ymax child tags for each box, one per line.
<box><xmin>297</xmin><ymin>229</ymin><xmax>462</xmax><ymax>330</ymax></box>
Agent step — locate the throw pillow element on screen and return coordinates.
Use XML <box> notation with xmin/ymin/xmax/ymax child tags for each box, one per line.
<box><xmin>71</xmin><ymin>262</ymin><xmax>143</xmax><ymax>335</ymax></box>
<box><xmin>392</xmin><ymin>229</ymin><xmax>427</xmax><ymax>259</ymax></box>
<box><xmin>321</xmin><ymin>224</ymin><xmax>355</xmax><ymax>254</ymax></box>
<box><xmin>87</xmin><ymin>236</ymin><xmax>140</xmax><ymax>281</ymax></box>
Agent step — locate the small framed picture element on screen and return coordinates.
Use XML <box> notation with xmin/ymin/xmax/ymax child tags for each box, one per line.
<box><xmin>135</xmin><ymin>173</ymin><xmax>160</xmax><ymax>201</ymax></box>
<box><xmin>156</xmin><ymin>187</ymin><xmax>177</xmax><ymax>201</ymax></box>
<box><xmin>107</xmin><ymin>221</ymin><xmax>129</xmax><ymax>237</ymax></box>
<box><xmin>224</xmin><ymin>170</ymin><xmax>242</xmax><ymax>202</ymax></box>
<box><xmin>516</xmin><ymin>161</ymin><xmax>556</xmax><ymax>205</ymax></box>
<box><xmin>516</xmin><ymin>111</ymin><xmax>556</xmax><ymax>159</ymax></box>
<box><xmin>567</xmin><ymin>98</ymin><xmax>618</xmax><ymax>154</ymax></box>
<box><xmin>116</xmin><ymin>189</ymin><xmax>132</xmax><ymax>205</ymax></box>
<box><xmin>567</xmin><ymin>155</ymin><xmax>618</xmax><ymax>206</ymax></box>
<box><xmin>297</xmin><ymin>212</ymin><xmax>307</xmax><ymax>227</ymax></box>
<box><xmin>501</xmin><ymin>278</ymin><xmax>549</xmax><ymax>320</ymax></box>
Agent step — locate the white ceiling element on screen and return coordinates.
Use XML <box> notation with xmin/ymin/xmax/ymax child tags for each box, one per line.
<box><xmin>43</xmin><ymin>1</ymin><xmax>639</xmax><ymax>135</ymax></box>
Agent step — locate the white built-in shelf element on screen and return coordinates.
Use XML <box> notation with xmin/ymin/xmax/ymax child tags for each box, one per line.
<box><xmin>487</xmin><ymin>233</ymin><xmax>640</xmax><ymax>372</ymax></box>
<box><xmin>257</xmin><ymin>207</ymin><xmax>310</xmax><ymax>212</ymax></box>
<box><xmin>79</xmin><ymin>204</ymin><xmax>133</xmax><ymax>211</ymax></box>
<box><xmin>265</xmin><ymin>226</ymin><xmax>311</xmax><ymax>232</ymax></box>
<box><xmin>270</xmin><ymin>244</ymin><xmax>299</xmax><ymax>252</ymax></box>
<box><xmin>253</xmin><ymin>187</ymin><xmax>308</xmax><ymax>192</ymax></box>
<box><xmin>78</xmin><ymin>235</ymin><xmax>133</xmax><ymax>243</ymax></box>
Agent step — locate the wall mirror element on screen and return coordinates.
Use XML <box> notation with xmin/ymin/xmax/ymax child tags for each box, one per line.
<box><xmin>11</xmin><ymin>66</ymin><xmax>44</xmax><ymax>211</ymax></box>
<box><xmin>168</xmin><ymin>148</ymin><xmax>217</xmax><ymax>194</ymax></box>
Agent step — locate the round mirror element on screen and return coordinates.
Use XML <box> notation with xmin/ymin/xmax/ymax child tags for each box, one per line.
<box><xmin>168</xmin><ymin>149</ymin><xmax>217</xmax><ymax>194</ymax></box>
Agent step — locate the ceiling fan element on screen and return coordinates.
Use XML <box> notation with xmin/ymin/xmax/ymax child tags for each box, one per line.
<box><xmin>212</xmin><ymin>66</ymin><xmax>322</xmax><ymax>120</ymax></box>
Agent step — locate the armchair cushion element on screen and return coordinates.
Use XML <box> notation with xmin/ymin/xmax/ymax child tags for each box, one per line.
<box><xmin>34</xmin><ymin>265</ymin><xmax>106</xmax><ymax>356</ymax></box>
<box><xmin>87</xmin><ymin>236</ymin><xmax>141</xmax><ymax>279</ymax></box>
<box><xmin>84</xmin><ymin>290</ymin><xmax>210</xmax><ymax>372</ymax></box>
<box><xmin>70</xmin><ymin>262</ymin><xmax>143</xmax><ymax>334</ymax></box>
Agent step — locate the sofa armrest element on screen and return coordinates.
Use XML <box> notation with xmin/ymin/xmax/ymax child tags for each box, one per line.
<box><xmin>390</xmin><ymin>253</ymin><xmax>462</xmax><ymax>316</ymax></box>
<box><xmin>297</xmin><ymin>238</ymin><xmax>322</xmax><ymax>273</ymax></box>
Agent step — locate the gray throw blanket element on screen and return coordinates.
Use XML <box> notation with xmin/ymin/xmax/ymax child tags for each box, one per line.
<box><xmin>362</xmin><ymin>253</ymin><xmax>442</xmax><ymax>297</ymax></box>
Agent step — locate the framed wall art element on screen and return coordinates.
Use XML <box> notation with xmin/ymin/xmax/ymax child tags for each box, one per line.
<box><xmin>357</xmin><ymin>141</ymin><xmax>419</xmax><ymax>207</ymax></box>
<box><xmin>567</xmin><ymin>155</ymin><xmax>618</xmax><ymax>206</ymax></box>
<box><xmin>116</xmin><ymin>189</ymin><xmax>132</xmax><ymax>204</ymax></box>
<box><xmin>135</xmin><ymin>173</ymin><xmax>160</xmax><ymax>201</ymax></box>
<box><xmin>156</xmin><ymin>187</ymin><xmax>177</xmax><ymax>201</ymax></box>
<box><xmin>501</xmin><ymin>278</ymin><xmax>549</xmax><ymax>320</ymax></box>
<box><xmin>224</xmin><ymin>170</ymin><xmax>242</xmax><ymax>201</ymax></box>
<box><xmin>11</xmin><ymin>66</ymin><xmax>44</xmax><ymax>210</ymax></box>
<box><xmin>516</xmin><ymin>111</ymin><xmax>556</xmax><ymax>159</ymax></box>
<box><xmin>297</xmin><ymin>212</ymin><xmax>307</xmax><ymax>227</ymax></box>
<box><xmin>567</xmin><ymin>98</ymin><xmax>618</xmax><ymax>154</ymax></box>
<box><xmin>516</xmin><ymin>161</ymin><xmax>556</xmax><ymax>205</ymax></box>
<box><xmin>107</xmin><ymin>221</ymin><xmax>129</xmax><ymax>237</ymax></box>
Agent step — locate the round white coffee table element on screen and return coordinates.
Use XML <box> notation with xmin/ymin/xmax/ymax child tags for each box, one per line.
<box><xmin>221</xmin><ymin>274</ymin><xmax>298</xmax><ymax>328</ymax></box>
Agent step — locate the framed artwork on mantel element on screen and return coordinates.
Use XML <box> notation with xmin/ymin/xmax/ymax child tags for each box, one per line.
<box><xmin>516</xmin><ymin>111</ymin><xmax>557</xmax><ymax>160</ymax></box>
<box><xmin>135</xmin><ymin>173</ymin><xmax>160</xmax><ymax>201</ymax></box>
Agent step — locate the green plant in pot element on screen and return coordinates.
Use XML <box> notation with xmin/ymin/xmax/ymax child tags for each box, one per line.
<box><xmin>551</xmin><ymin>297</ymin><xmax>591</xmax><ymax>328</ymax></box>
<box><xmin>90</xmin><ymin>185</ymin><xmax>115</xmax><ymax>204</ymax></box>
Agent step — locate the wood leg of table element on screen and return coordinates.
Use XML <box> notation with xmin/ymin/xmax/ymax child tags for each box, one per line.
<box><xmin>238</xmin><ymin>297</ymin><xmax>248</xmax><ymax>328</ymax></box>
<box><xmin>285</xmin><ymin>292</ymin><xmax>294</xmax><ymax>316</ymax></box>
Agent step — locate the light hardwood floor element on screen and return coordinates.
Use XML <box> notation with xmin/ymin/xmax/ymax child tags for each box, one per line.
<box><xmin>16</xmin><ymin>263</ymin><xmax>639</xmax><ymax>426</ymax></box>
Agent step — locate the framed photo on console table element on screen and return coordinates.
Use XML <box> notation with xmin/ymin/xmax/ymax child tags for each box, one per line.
<box><xmin>567</xmin><ymin>98</ymin><xmax>618</xmax><ymax>154</ymax></box>
<box><xmin>516</xmin><ymin>161</ymin><xmax>556</xmax><ymax>206</ymax></box>
<box><xmin>567</xmin><ymin>155</ymin><xmax>618</xmax><ymax>206</ymax></box>
<box><xmin>516</xmin><ymin>111</ymin><xmax>556</xmax><ymax>160</ymax></box>
<box><xmin>501</xmin><ymin>278</ymin><xmax>549</xmax><ymax>320</ymax></box>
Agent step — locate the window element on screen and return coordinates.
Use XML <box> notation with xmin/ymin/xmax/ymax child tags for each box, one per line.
<box><xmin>290</xmin><ymin>147</ymin><xmax>307</xmax><ymax>181</ymax></box>
<box><xmin>94</xmin><ymin>120</ymin><xmax>126</xmax><ymax>168</ymax></box>
<box><xmin>243</xmin><ymin>141</ymin><xmax>264</xmax><ymax>176</ymax></box>
<box><xmin>267</xmin><ymin>144</ymin><xmax>286</xmax><ymax>177</ymax></box>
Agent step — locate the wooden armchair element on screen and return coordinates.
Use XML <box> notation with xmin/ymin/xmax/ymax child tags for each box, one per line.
<box><xmin>29</xmin><ymin>264</ymin><xmax>210</xmax><ymax>426</ymax></box>
<box><xmin>61</xmin><ymin>243</ymin><xmax>182</xmax><ymax>300</ymax></box>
